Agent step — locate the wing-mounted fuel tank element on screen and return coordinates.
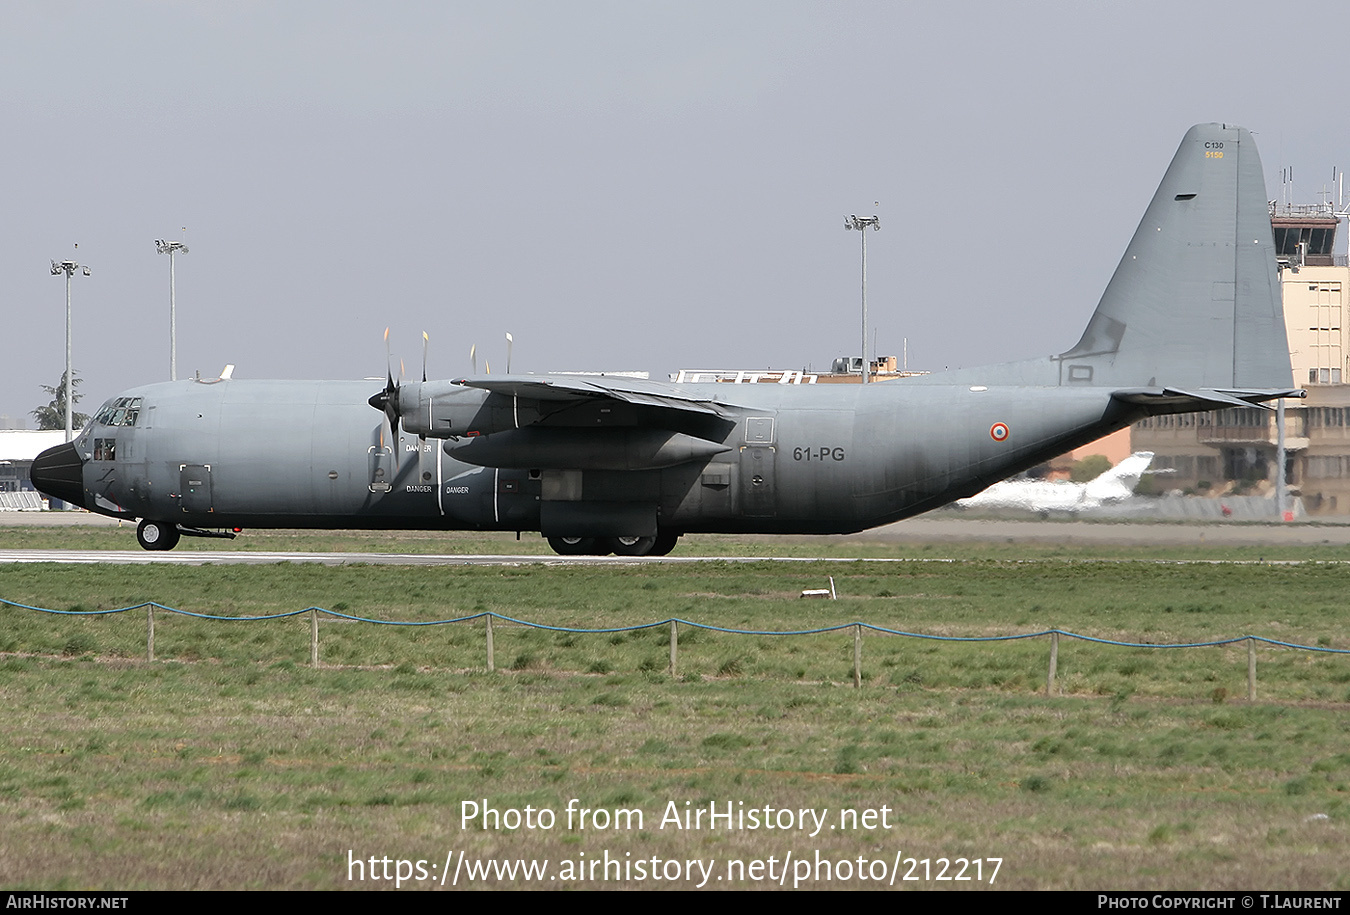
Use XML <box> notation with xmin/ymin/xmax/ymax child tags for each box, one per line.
<box><xmin>444</xmin><ymin>427</ymin><xmax>731</xmax><ymax>471</ymax></box>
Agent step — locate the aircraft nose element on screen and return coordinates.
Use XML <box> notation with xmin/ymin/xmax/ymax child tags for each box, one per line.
<box><xmin>29</xmin><ymin>442</ymin><xmax>85</xmax><ymax>507</ymax></box>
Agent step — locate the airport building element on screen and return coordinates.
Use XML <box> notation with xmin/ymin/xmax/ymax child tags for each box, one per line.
<box><xmin>0</xmin><ymin>430</ymin><xmax>66</xmax><ymax>509</ymax></box>
<box><xmin>673</xmin><ymin>355</ymin><xmax>924</xmax><ymax>385</ymax></box>
<box><xmin>1132</xmin><ymin>200</ymin><xmax>1350</xmax><ymax>513</ymax></box>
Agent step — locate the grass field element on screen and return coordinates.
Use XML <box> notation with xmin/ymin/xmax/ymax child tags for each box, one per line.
<box><xmin>0</xmin><ymin>527</ymin><xmax>1347</xmax><ymax>889</ymax></box>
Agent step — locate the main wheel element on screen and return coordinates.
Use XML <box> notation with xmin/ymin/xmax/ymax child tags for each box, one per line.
<box><xmin>648</xmin><ymin>531</ymin><xmax>680</xmax><ymax>556</ymax></box>
<box><xmin>546</xmin><ymin>535</ymin><xmax>599</xmax><ymax>556</ymax></box>
<box><xmin>608</xmin><ymin>535</ymin><xmax>656</xmax><ymax>557</ymax></box>
<box><xmin>136</xmin><ymin>519</ymin><xmax>181</xmax><ymax>551</ymax></box>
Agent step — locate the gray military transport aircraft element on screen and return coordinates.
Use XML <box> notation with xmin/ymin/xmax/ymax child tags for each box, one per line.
<box><xmin>31</xmin><ymin>124</ymin><xmax>1298</xmax><ymax>555</ymax></box>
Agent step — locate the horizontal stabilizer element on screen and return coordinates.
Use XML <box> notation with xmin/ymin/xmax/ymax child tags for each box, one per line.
<box><xmin>1111</xmin><ymin>386</ymin><xmax>1305</xmax><ymax>412</ymax></box>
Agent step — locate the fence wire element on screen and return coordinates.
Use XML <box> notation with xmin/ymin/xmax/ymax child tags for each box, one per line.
<box><xmin>5</xmin><ymin>596</ymin><xmax>1348</xmax><ymax>654</ymax></box>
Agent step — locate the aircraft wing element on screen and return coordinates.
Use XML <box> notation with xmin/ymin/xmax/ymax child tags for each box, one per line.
<box><xmin>453</xmin><ymin>375</ymin><xmax>739</xmax><ymax>418</ymax></box>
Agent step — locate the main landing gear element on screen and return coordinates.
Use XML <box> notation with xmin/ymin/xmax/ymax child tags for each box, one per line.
<box><xmin>136</xmin><ymin>519</ymin><xmax>181</xmax><ymax>551</ymax></box>
<box><xmin>546</xmin><ymin>532</ymin><xmax>680</xmax><ymax>557</ymax></box>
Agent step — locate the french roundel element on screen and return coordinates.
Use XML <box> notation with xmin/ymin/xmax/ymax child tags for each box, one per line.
<box><xmin>989</xmin><ymin>422</ymin><xmax>1009</xmax><ymax>442</ymax></box>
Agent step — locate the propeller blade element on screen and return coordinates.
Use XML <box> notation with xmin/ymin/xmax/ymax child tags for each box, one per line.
<box><xmin>470</xmin><ymin>343</ymin><xmax>477</xmax><ymax>375</ymax></box>
<box><xmin>422</xmin><ymin>331</ymin><xmax>429</xmax><ymax>383</ymax></box>
<box><xmin>369</xmin><ymin>327</ymin><xmax>402</xmax><ymax>470</ymax></box>
<box><xmin>506</xmin><ymin>332</ymin><xmax>513</xmax><ymax>375</ymax></box>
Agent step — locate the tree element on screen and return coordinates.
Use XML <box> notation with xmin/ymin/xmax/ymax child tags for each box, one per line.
<box><xmin>31</xmin><ymin>372</ymin><xmax>89</xmax><ymax>431</ymax></box>
<box><xmin>1069</xmin><ymin>454</ymin><xmax>1112</xmax><ymax>483</ymax></box>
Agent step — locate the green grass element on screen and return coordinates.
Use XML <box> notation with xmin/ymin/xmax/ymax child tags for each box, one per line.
<box><xmin>0</xmin><ymin>548</ymin><xmax>1348</xmax><ymax>889</ymax></box>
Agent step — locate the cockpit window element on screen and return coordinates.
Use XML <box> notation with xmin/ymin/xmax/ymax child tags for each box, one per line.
<box><xmin>94</xmin><ymin>397</ymin><xmax>142</xmax><ymax>427</ymax></box>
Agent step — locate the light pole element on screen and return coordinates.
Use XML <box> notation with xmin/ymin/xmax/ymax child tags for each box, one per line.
<box><xmin>156</xmin><ymin>239</ymin><xmax>189</xmax><ymax>381</ymax></box>
<box><xmin>49</xmin><ymin>257</ymin><xmax>90</xmax><ymax>443</ymax></box>
<box><xmin>844</xmin><ymin>215</ymin><xmax>880</xmax><ymax>383</ymax></box>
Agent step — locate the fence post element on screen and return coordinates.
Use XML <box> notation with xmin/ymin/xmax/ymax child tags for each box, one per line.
<box><xmin>310</xmin><ymin>608</ymin><xmax>319</xmax><ymax>668</ymax></box>
<box><xmin>1247</xmin><ymin>637</ymin><xmax>1256</xmax><ymax>702</ymax></box>
<box><xmin>669</xmin><ymin>621</ymin><xmax>678</xmax><ymax>676</ymax></box>
<box><xmin>146</xmin><ymin>605</ymin><xmax>155</xmax><ymax>662</ymax></box>
<box><xmin>486</xmin><ymin>614</ymin><xmax>495</xmax><ymax>673</ymax></box>
<box><xmin>853</xmin><ymin>624</ymin><xmax>862</xmax><ymax>688</ymax></box>
<box><xmin>1046</xmin><ymin>630</ymin><xmax>1059</xmax><ymax>696</ymax></box>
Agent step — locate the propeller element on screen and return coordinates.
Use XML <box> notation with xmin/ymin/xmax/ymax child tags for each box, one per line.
<box><xmin>467</xmin><ymin>335</ymin><xmax>513</xmax><ymax>376</ymax></box>
<box><xmin>367</xmin><ymin>327</ymin><xmax>402</xmax><ymax>465</ymax></box>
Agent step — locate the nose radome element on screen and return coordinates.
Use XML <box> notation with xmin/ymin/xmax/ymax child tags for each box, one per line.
<box><xmin>29</xmin><ymin>442</ymin><xmax>84</xmax><ymax>507</ymax></box>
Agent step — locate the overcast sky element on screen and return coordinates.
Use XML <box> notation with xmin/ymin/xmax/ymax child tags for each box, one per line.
<box><xmin>2</xmin><ymin>1</ymin><xmax>1345</xmax><ymax>425</ymax></box>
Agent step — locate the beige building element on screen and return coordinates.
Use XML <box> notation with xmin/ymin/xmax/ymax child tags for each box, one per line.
<box><xmin>1133</xmin><ymin>202</ymin><xmax>1350</xmax><ymax>513</ymax></box>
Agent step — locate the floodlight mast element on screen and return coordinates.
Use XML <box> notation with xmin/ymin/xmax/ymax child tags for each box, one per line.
<box><xmin>156</xmin><ymin>239</ymin><xmax>189</xmax><ymax>381</ymax></box>
<box><xmin>49</xmin><ymin>257</ymin><xmax>90</xmax><ymax>443</ymax></box>
<box><xmin>844</xmin><ymin>215</ymin><xmax>880</xmax><ymax>383</ymax></box>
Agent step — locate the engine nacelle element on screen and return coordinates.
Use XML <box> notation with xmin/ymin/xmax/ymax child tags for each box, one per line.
<box><xmin>396</xmin><ymin>381</ymin><xmax>544</xmax><ymax>439</ymax></box>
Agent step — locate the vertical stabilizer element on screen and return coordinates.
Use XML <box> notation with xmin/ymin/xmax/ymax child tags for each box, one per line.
<box><xmin>922</xmin><ymin>124</ymin><xmax>1293</xmax><ymax>393</ymax></box>
<box><xmin>1083</xmin><ymin>452</ymin><xmax>1155</xmax><ymax>503</ymax></box>
<box><xmin>1056</xmin><ymin>124</ymin><xmax>1290</xmax><ymax>390</ymax></box>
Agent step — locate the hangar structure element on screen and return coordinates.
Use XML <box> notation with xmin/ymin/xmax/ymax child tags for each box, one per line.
<box><xmin>0</xmin><ymin>430</ymin><xmax>67</xmax><ymax>509</ymax></box>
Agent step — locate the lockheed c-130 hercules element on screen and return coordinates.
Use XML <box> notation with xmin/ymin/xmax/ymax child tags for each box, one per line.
<box><xmin>31</xmin><ymin>124</ymin><xmax>1299</xmax><ymax>555</ymax></box>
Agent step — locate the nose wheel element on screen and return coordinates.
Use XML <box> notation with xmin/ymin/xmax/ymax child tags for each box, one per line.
<box><xmin>136</xmin><ymin>519</ymin><xmax>181</xmax><ymax>551</ymax></box>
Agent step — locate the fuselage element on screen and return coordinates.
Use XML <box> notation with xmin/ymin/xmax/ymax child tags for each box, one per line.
<box><xmin>34</xmin><ymin>375</ymin><xmax>1137</xmax><ymax>538</ymax></box>
<box><xmin>26</xmin><ymin>124</ymin><xmax>1297</xmax><ymax>554</ymax></box>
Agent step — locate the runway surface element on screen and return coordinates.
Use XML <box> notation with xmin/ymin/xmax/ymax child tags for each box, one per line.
<box><xmin>5</xmin><ymin>512</ymin><xmax>1350</xmax><ymax>564</ymax></box>
<box><xmin>0</xmin><ymin>549</ymin><xmax>931</xmax><ymax>566</ymax></box>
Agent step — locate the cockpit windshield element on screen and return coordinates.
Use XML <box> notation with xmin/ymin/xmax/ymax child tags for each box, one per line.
<box><xmin>93</xmin><ymin>396</ymin><xmax>142</xmax><ymax>427</ymax></box>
